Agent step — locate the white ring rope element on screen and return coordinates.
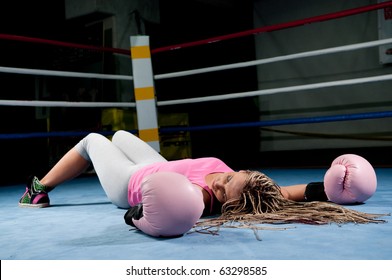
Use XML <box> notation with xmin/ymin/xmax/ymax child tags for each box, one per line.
<box><xmin>4</xmin><ymin>73</ymin><xmax>391</xmax><ymax>107</ymax></box>
<box><xmin>0</xmin><ymin>38</ymin><xmax>391</xmax><ymax>107</ymax></box>
<box><xmin>154</xmin><ymin>38</ymin><xmax>392</xmax><ymax>79</ymax></box>
<box><xmin>157</xmin><ymin>74</ymin><xmax>392</xmax><ymax>106</ymax></box>
<box><xmin>1</xmin><ymin>39</ymin><xmax>390</xmax><ymax>82</ymax></box>
<box><xmin>0</xmin><ymin>66</ymin><xmax>133</xmax><ymax>81</ymax></box>
<box><xmin>0</xmin><ymin>100</ymin><xmax>136</xmax><ymax>108</ymax></box>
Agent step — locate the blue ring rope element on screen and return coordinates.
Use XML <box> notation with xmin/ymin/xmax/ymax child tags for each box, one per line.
<box><xmin>160</xmin><ymin>110</ymin><xmax>392</xmax><ymax>133</ymax></box>
<box><xmin>1</xmin><ymin>111</ymin><xmax>391</xmax><ymax>139</ymax></box>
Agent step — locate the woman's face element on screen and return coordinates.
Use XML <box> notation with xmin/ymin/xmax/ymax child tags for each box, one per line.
<box><xmin>209</xmin><ymin>171</ymin><xmax>248</xmax><ymax>203</ymax></box>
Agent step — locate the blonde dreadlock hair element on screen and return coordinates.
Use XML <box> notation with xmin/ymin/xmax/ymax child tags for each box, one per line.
<box><xmin>195</xmin><ymin>171</ymin><xmax>386</xmax><ymax>232</ymax></box>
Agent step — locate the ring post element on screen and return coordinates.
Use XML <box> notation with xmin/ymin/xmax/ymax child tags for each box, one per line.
<box><xmin>130</xmin><ymin>35</ymin><xmax>160</xmax><ymax>152</ymax></box>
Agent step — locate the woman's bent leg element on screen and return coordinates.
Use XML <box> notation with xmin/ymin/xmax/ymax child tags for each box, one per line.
<box><xmin>40</xmin><ymin>148</ymin><xmax>90</xmax><ymax>188</ymax></box>
<box><xmin>73</xmin><ymin>133</ymin><xmax>142</xmax><ymax>208</ymax></box>
<box><xmin>112</xmin><ymin>130</ymin><xmax>167</xmax><ymax>165</ymax></box>
<box><xmin>39</xmin><ymin>131</ymin><xmax>167</xmax><ymax>208</ymax></box>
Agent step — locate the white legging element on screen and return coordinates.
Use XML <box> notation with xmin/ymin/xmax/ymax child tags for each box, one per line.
<box><xmin>74</xmin><ymin>130</ymin><xmax>167</xmax><ymax>208</ymax></box>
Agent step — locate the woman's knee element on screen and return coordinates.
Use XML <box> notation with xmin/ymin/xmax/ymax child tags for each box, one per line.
<box><xmin>75</xmin><ymin>133</ymin><xmax>109</xmax><ymax>160</ymax></box>
<box><xmin>82</xmin><ymin>133</ymin><xmax>110</xmax><ymax>145</ymax></box>
<box><xmin>112</xmin><ymin>130</ymin><xmax>131</xmax><ymax>142</ymax></box>
<box><xmin>86</xmin><ymin>132</ymin><xmax>106</xmax><ymax>139</ymax></box>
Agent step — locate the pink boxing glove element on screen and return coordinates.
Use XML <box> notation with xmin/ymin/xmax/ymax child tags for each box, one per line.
<box><xmin>125</xmin><ymin>172</ymin><xmax>204</xmax><ymax>237</ymax></box>
<box><xmin>323</xmin><ymin>154</ymin><xmax>377</xmax><ymax>204</ymax></box>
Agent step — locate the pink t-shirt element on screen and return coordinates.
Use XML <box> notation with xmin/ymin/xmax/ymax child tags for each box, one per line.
<box><xmin>128</xmin><ymin>157</ymin><xmax>233</xmax><ymax>213</ymax></box>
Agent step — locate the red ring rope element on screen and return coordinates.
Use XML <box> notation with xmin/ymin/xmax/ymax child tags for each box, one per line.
<box><xmin>0</xmin><ymin>34</ymin><xmax>131</xmax><ymax>56</ymax></box>
<box><xmin>151</xmin><ymin>1</ymin><xmax>392</xmax><ymax>54</ymax></box>
<box><xmin>0</xmin><ymin>1</ymin><xmax>391</xmax><ymax>56</ymax></box>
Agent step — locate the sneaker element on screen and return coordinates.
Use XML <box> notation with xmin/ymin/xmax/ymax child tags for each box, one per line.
<box><xmin>18</xmin><ymin>176</ymin><xmax>50</xmax><ymax>208</ymax></box>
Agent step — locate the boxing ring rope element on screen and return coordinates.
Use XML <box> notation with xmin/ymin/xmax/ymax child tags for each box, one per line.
<box><xmin>3</xmin><ymin>37</ymin><xmax>391</xmax><ymax>82</ymax></box>
<box><xmin>0</xmin><ymin>66</ymin><xmax>134</xmax><ymax>81</ymax></box>
<box><xmin>1</xmin><ymin>38</ymin><xmax>392</xmax><ymax>108</ymax></box>
<box><xmin>157</xmin><ymin>72</ymin><xmax>392</xmax><ymax>106</ymax></box>
<box><xmin>0</xmin><ymin>34</ymin><xmax>131</xmax><ymax>56</ymax></box>
<box><xmin>154</xmin><ymin>38</ymin><xmax>392</xmax><ymax>80</ymax></box>
<box><xmin>1</xmin><ymin>0</ymin><xmax>391</xmax><ymax>56</ymax></box>
<box><xmin>0</xmin><ymin>99</ymin><xmax>135</xmax><ymax>108</ymax></box>
<box><xmin>0</xmin><ymin>1</ymin><xmax>391</xmax><ymax>141</ymax></box>
<box><xmin>150</xmin><ymin>0</ymin><xmax>392</xmax><ymax>53</ymax></box>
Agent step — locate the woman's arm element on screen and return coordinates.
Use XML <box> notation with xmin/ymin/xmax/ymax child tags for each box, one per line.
<box><xmin>280</xmin><ymin>184</ymin><xmax>307</xmax><ymax>201</ymax></box>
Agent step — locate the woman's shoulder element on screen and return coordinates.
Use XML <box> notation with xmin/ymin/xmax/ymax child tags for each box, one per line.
<box><xmin>192</xmin><ymin>157</ymin><xmax>225</xmax><ymax>163</ymax></box>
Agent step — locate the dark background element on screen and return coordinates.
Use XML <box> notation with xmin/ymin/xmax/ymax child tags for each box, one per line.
<box><xmin>0</xmin><ymin>1</ymin><xmax>389</xmax><ymax>185</ymax></box>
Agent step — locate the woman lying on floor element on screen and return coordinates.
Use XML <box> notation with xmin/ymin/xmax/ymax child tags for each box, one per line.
<box><xmin>19</xmin><ymin>130</ymin><xmax>386</xmax><ymax>237</ymax></box>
